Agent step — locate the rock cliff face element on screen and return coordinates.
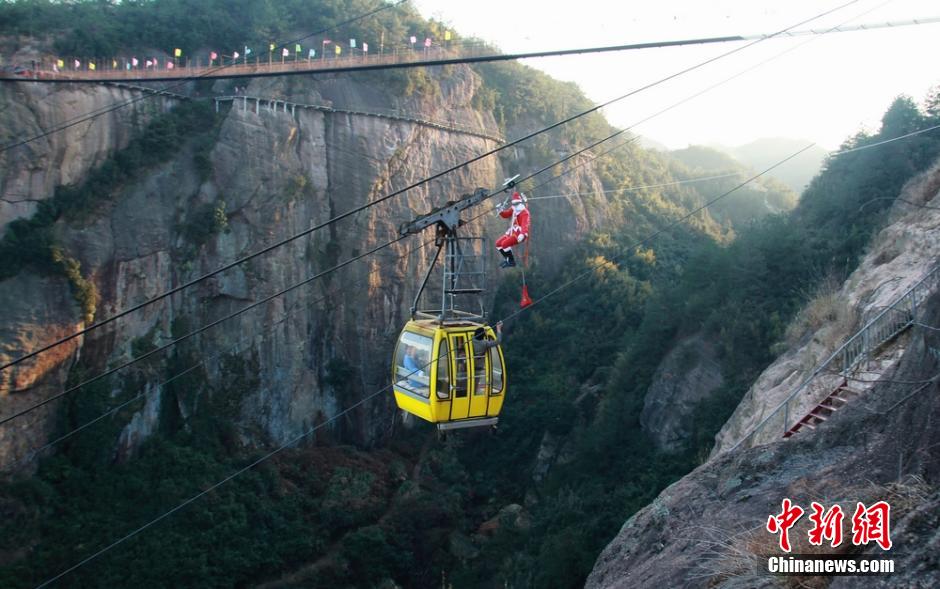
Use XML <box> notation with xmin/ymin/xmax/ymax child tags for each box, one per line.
<box><xmin>713</xmin><ymin>160</ymin><xmax>940</xmax><ymax>454</ymax></box>
<box><xmin>587</xmin><ymin>159</ymin><xmax>940</xmax><ymax>588</ymax></box>
<box><xmin>0</xmin><ymin>82</ymin><xmax>178</xmax><ymax>231</ymax></box>
<box><xmin>640</xmin><ymin>333</ymin><xmax>724</xmax><ymax>453</ymax></box>
<box><xmin>0</xmin><ymin>66</ymin><xmax>615</xmax><ymax>468</ymax></box>
<box><xmin>587</xmin><ymin>294</ymin><xmax>940</xmax><ymax>589</ymax></box>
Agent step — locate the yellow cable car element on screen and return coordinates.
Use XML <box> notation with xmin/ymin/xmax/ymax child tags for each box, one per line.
<box><xmin>392</xmin><ymin>185</ymin><xmax>514</xmax><ymax>431</ymax></box>
<box><xmin>392</xmin><ymin>320</ymin><xmax>505</xmax><ymax>430</ymax></box>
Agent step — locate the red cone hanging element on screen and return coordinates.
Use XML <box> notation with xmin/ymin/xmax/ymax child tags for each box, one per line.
<box><xmin>520</xmin><ymin>284</ymin><xmax>533</xmax><ymax>308</ymax></box>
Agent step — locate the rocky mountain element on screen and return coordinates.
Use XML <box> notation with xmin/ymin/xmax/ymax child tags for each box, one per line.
<box><xmin>0</xmin><ymin>64</ymin><xmax>630</xmax><ymax>470</ymax></box>
<box><xmin>4</xmin><ymin>4</ymin><xmax>937</xmax><ymax>586</ymax></box>
<box><xmin>587</xmin><ymin>157</ymin><xmax>940</xmax><ymax>588</ymax></box>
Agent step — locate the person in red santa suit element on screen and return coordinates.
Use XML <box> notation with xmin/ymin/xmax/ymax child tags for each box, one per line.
<box><xmin>495</xmin><ymin>192</ymin><xmax>529</xmax><ymax>268</ymax></box>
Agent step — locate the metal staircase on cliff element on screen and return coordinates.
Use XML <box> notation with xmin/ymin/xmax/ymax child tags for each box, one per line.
<box><xmin>730</xmin><ymin>264</ymin><xmax>940</xmax><ymax>451</ymax></box>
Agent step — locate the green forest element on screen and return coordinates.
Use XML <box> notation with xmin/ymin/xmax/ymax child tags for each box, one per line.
<box><xmin>2</xmin><ymin>1</ymin><xmax>940</xmax><ymax>588</ymax></box>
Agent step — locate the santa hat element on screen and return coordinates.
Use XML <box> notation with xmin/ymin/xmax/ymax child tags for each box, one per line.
<box><xmin>511</xmin><ymin>192</ymin><xmax>527</xmax><ymax>205</ymax></box>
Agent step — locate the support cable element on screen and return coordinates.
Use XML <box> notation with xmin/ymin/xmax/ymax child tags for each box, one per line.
<box><xmin>32</xmin><ymin>133</ymin><xmax>845</xmax><ymax>589</ymax></box>
<box><xmin>0</xmin><ymin>0</ymin><xmax>410</xmax><ymax>154</ymax></box>
<box><xmin>0</xmin><ymin>0</ymin><xmax>859</xmax><ymax>372</ymax></box>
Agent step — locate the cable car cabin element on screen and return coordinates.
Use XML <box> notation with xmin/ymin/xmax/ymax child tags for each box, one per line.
<box><xmin>392</xmin><ymin>320</ymin><xmax>506</xmax><ymax>431</ymax></box>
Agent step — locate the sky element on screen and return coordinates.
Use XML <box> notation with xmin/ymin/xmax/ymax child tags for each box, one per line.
<box><xmin>411</xmin><ymin>0</ymin><xmax>940</xmax><ymax>150</ymax></box>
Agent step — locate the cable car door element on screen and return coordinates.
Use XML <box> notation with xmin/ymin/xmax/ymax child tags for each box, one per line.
<box><xmin>469</xmin><ymin>335</ymin><xmax>489</xmax><ymax>418</ymax></box>
<box><xmin>449</xmin><ymin>333</ymin><xmax>471</xmax><ymax>420</ymax></box>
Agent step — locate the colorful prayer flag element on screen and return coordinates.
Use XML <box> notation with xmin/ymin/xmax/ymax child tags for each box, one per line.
<box><xmin>112</xmin><ymin>59</ymin><xmax>117</xmax><ymax>68</ymax></box>
<box><xmin>295</xmin><ymin>43</ymin><xmax>302</xmax><ymax>53</ymax></box>
<box><xmin>335</xmin><ymin>45</ymin><xmax>341</xmax><ymax>55</ymax></box>
<box><xmin>132</xmin><ymin>57</ymin><xmax>139</xmax><ymax>67</ymax></box>
<box><xmin>89</xmin><ymin>62</ymin><xmax>96</xmax><ymax>71</ymax></box>
<box><xmin>444</xmin><ymin>30</ymin><xmax>452</xmax><ymax>41</ymax></box>
<box><xmin>269</xmin><ymin>43</ymin><xmax>275</xmax><ymax>52</ymax></box>
<box><xmin>308</xmin><ymin>48</ymin><xmax>315</xmax><ymax>58</ymax></box>
<box><xmin>362</xmin><ymin>42</ymin><xmax>368</xmax><ymax>53</ymax></box>
<box><xmin>410</xmin><ymin>35</ymin><xmax>417</xmax><ymax>44</ymax></box>
<box><xmin>424</xmin><ymin>38</ymin><xmax>432</xmax><ymax>47</ymax></box>
<box><xmin>210</xmin><ymin>51</ymin><xmax>218</xmax><ymax>61</ymax></box>
<box><xmin>174</xmin><ymin>48</ymin><xmax>182</xmax><ymax>58</ymax></box>
<box><xmin>74</xmin><ymin>59</ymin><xmax>80</xmax><ymax>68</ymax></box>
<box><xmin>245</xmin><ymin>46</ymin><xmax>252</xmax><ymax>56</ymax></box>
<box><xmin>146</xmin><ymin>59</ymin><xmax>153</xmax><ymax>68</ymax></box>
<box><xmin>233</xmin><ymin>51</ymin><xmax>240</xmax><ymax>59</ymax></box>
<box><xmin>56</xmin><ymin>59</ymin><xmax>64</xmax><ymax>68</ymax></box>
<box><xmin>349</xmin><ymin>39</ymin><xmax>356</xmax><ymax>48</ymax></box>
<box><xmin>167</xmin><ymin>61</ymin><xmax>174</xmax><ymax>70</ymax></box>
<box><xmin>282</xmin><ymin>47</ymin><xmax>289</xmax><ymax>57</ymax></box>
<box><xmin>323</xmin><ymin>39</ymin><xmax>331</xmax><ymax>45</ymax></box>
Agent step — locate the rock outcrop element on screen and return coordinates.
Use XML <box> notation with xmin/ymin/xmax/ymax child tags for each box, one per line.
<box><xmin>587</xmin><ymin>158</ymin><xmax>940</xmax><ymax>588</ymax></box>
<box><xmin>640</xmin><ymin>333</ymin><xmax>724</xmax><ymax>453</ymax></box>
<box><xmin>713</xmin><ymin>159</ymin><xmax>940</xmax><ymax>454</ymax></box>
<box><xmin>588</xmin><ymin>292</ymin><xmax>940</xmax><ymax>589</ymax></box>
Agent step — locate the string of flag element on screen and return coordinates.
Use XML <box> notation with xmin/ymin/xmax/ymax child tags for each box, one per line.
<box><xmin>46</xmin><ymin>30</ymin><xmax>455</xmax><ymax>73</ymax></box>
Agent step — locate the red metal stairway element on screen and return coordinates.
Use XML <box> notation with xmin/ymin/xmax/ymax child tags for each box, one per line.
<box><xmin>783</xmin><ymin>379</ymin><xmax>862</xmax><ymax>438</ymax></box>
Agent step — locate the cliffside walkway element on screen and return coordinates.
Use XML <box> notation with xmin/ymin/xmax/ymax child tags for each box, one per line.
<box><xmin>730</xmin><ymin>264</ymin><xmax>940</xmax><ymax>451</ymax></box>
<box><xmin>90</xmin><ymin>83</ymin><xmax>504</xmax><ymax>143</ymax></box>
<box><xmin>213</xmin><ymin>94</ymin><xmax>505</xmax><ymax>144</ymax></box>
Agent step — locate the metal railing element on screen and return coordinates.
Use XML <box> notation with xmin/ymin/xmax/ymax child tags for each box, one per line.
<box><xmin>726</xmin><ymin>264</ymin><xmax>940</xmax><ymax>453</ymax></box>
<box><xmin>214</xmin><ymin>95</ymin><xmax>505</xmax><ymax>144</ymax></box>
<box><xmin>17</xmin><ymin>43</ymin><xmax>501</xmax><ymax>83</ymax></box>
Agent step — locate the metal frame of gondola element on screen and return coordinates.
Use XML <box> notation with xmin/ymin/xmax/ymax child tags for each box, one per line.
<box><xmin>400</xmin><ymin>188</ymin><xmax>492</xmax><ymax>324</ymax></box>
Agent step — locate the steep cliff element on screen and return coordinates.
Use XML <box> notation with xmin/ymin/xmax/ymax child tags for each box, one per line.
<box><xmin>640</xmin><ymin>333</ymin><xmax>724</xmax><ymax>453</ymax></box>
<box><xmin>713</xmin><ymin>159</ymin><xmax>940</xmax><ymax>454</ymax></box>
<box><xmin>0</xmin><ymin>82</ymin><xmax>178</xmax><ymax>231</ymax></box>
<box><xmin>587</xmin><ymin>159</ymin><xmax>940</xmax><ymax>588</ymax></box>
<box><xmin>0</xmin><ymin>65</ymin><xmax>617</xmax><ymax>468</ymax></box>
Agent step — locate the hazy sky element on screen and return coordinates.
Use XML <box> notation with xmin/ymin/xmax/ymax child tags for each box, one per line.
<box><xmin>412</xmin><ymin>0</ymin><xmax>940</xmax><ymax>150</ymax></box>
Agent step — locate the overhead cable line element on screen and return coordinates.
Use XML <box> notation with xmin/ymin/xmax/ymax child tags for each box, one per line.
<box><xmin>0</xmin><ymin>0</ymin><xmax>409</xmax><ymax>155</ymax></box>
<box><xmin>493</xmin><ymin>111</ymin><xmax>940</xmax><ymax>326</ymax></box>
<box><xmin>503</xmin><ymin>0</ymin><xmax>895</xmax><ymax>206</ymax></box>
<box><xmin>858</xmin><ymin>196</ymin><xmax>940</xmax><ymax>212</ymax></box>
<box><xmin>0</xmin><ymin>236</ymin><xmax>407</xmax><ymax>427</ymax></box>
<box><xmin>38</xmin><ymin>3</ymin><xmax>927</xmax><ymax>575</ymax></box>
<box><xmin>525</xmin><ymin>173</ymin><xmax>747</xmax><ymax>202</ymax></box>
<box><xmin>5</xmin><ymin>0</ymin><xmax>898</xmax><ymax>431</ymax></box>
<box><xmin>0</xmin><ymin>0</ymin><xmax>862</xmax><ymax>372</ymax></box>
<box><xmin>2</xmin><ymin>233</ymin><xmax>438</xmax><ymax>471</ymax></box>
<box><xmin>834</xmin><ymin>122</ymin><xmax>940</xmax><ymax>155</ymax></box>
<box><xmin>3</xmin><ymin>295</ymin><xmax>312</xmax><ymax>471</ymax></box>
<box><xmin>15</xmin><ymin>35</ymin><xmax>746</xmax><ymax>85</ymax></box>
<box><xmin>14</xmin><ymin>14</ymin><xmax>940</xmax><ymax>86</ymax></box>
<box><xmin>499</xmin><ymin>144</ymin><xmax>821</xmax><ymax>323</ymax></box>
<box><xmin>33</xmin><ymin>378</ymin><xmax>395</xmax><ymax>589</ymax></box>
<box><xmin>33</xmin><ymin>8</ymin><xmax>940</xmax><ymax>582</ymax></box>
<box><xmin>3</xmin><ymin>16</ymin><xmax>826</xmax><ymax>453</ymax></box>
<box><xmin>741</xmin><ymin>14</ymin><xmax>940</xmax><ymax>37</ymax></box>
<box><xmin>34</xmin><ymin>129</ymin><xmax>835</xmax><ymax>589</ymax></box>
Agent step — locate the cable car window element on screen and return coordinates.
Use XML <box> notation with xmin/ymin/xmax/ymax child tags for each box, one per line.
<box><xmin>473</xmin><ymin>340</ymin><xmax>487</xmax><ymax>396</ymax></box>
<box><xmin>490</xmin><ymin>346</ymin><xmax>503</xmax><ymax>395</ymax></box>
<box><xmin>454</xmin><ymin>337</ymin><xmax>468</xmax><ymax>398</ymax></box>
<box><xmin>436</xmin><ymin>339</ymin><xmax>450</xmax><ymax>400</ymax></box>
<box><xmin>394</xmin><ymin>331</ymin><xmax>432</xmax><ymax>398</ymax></box>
